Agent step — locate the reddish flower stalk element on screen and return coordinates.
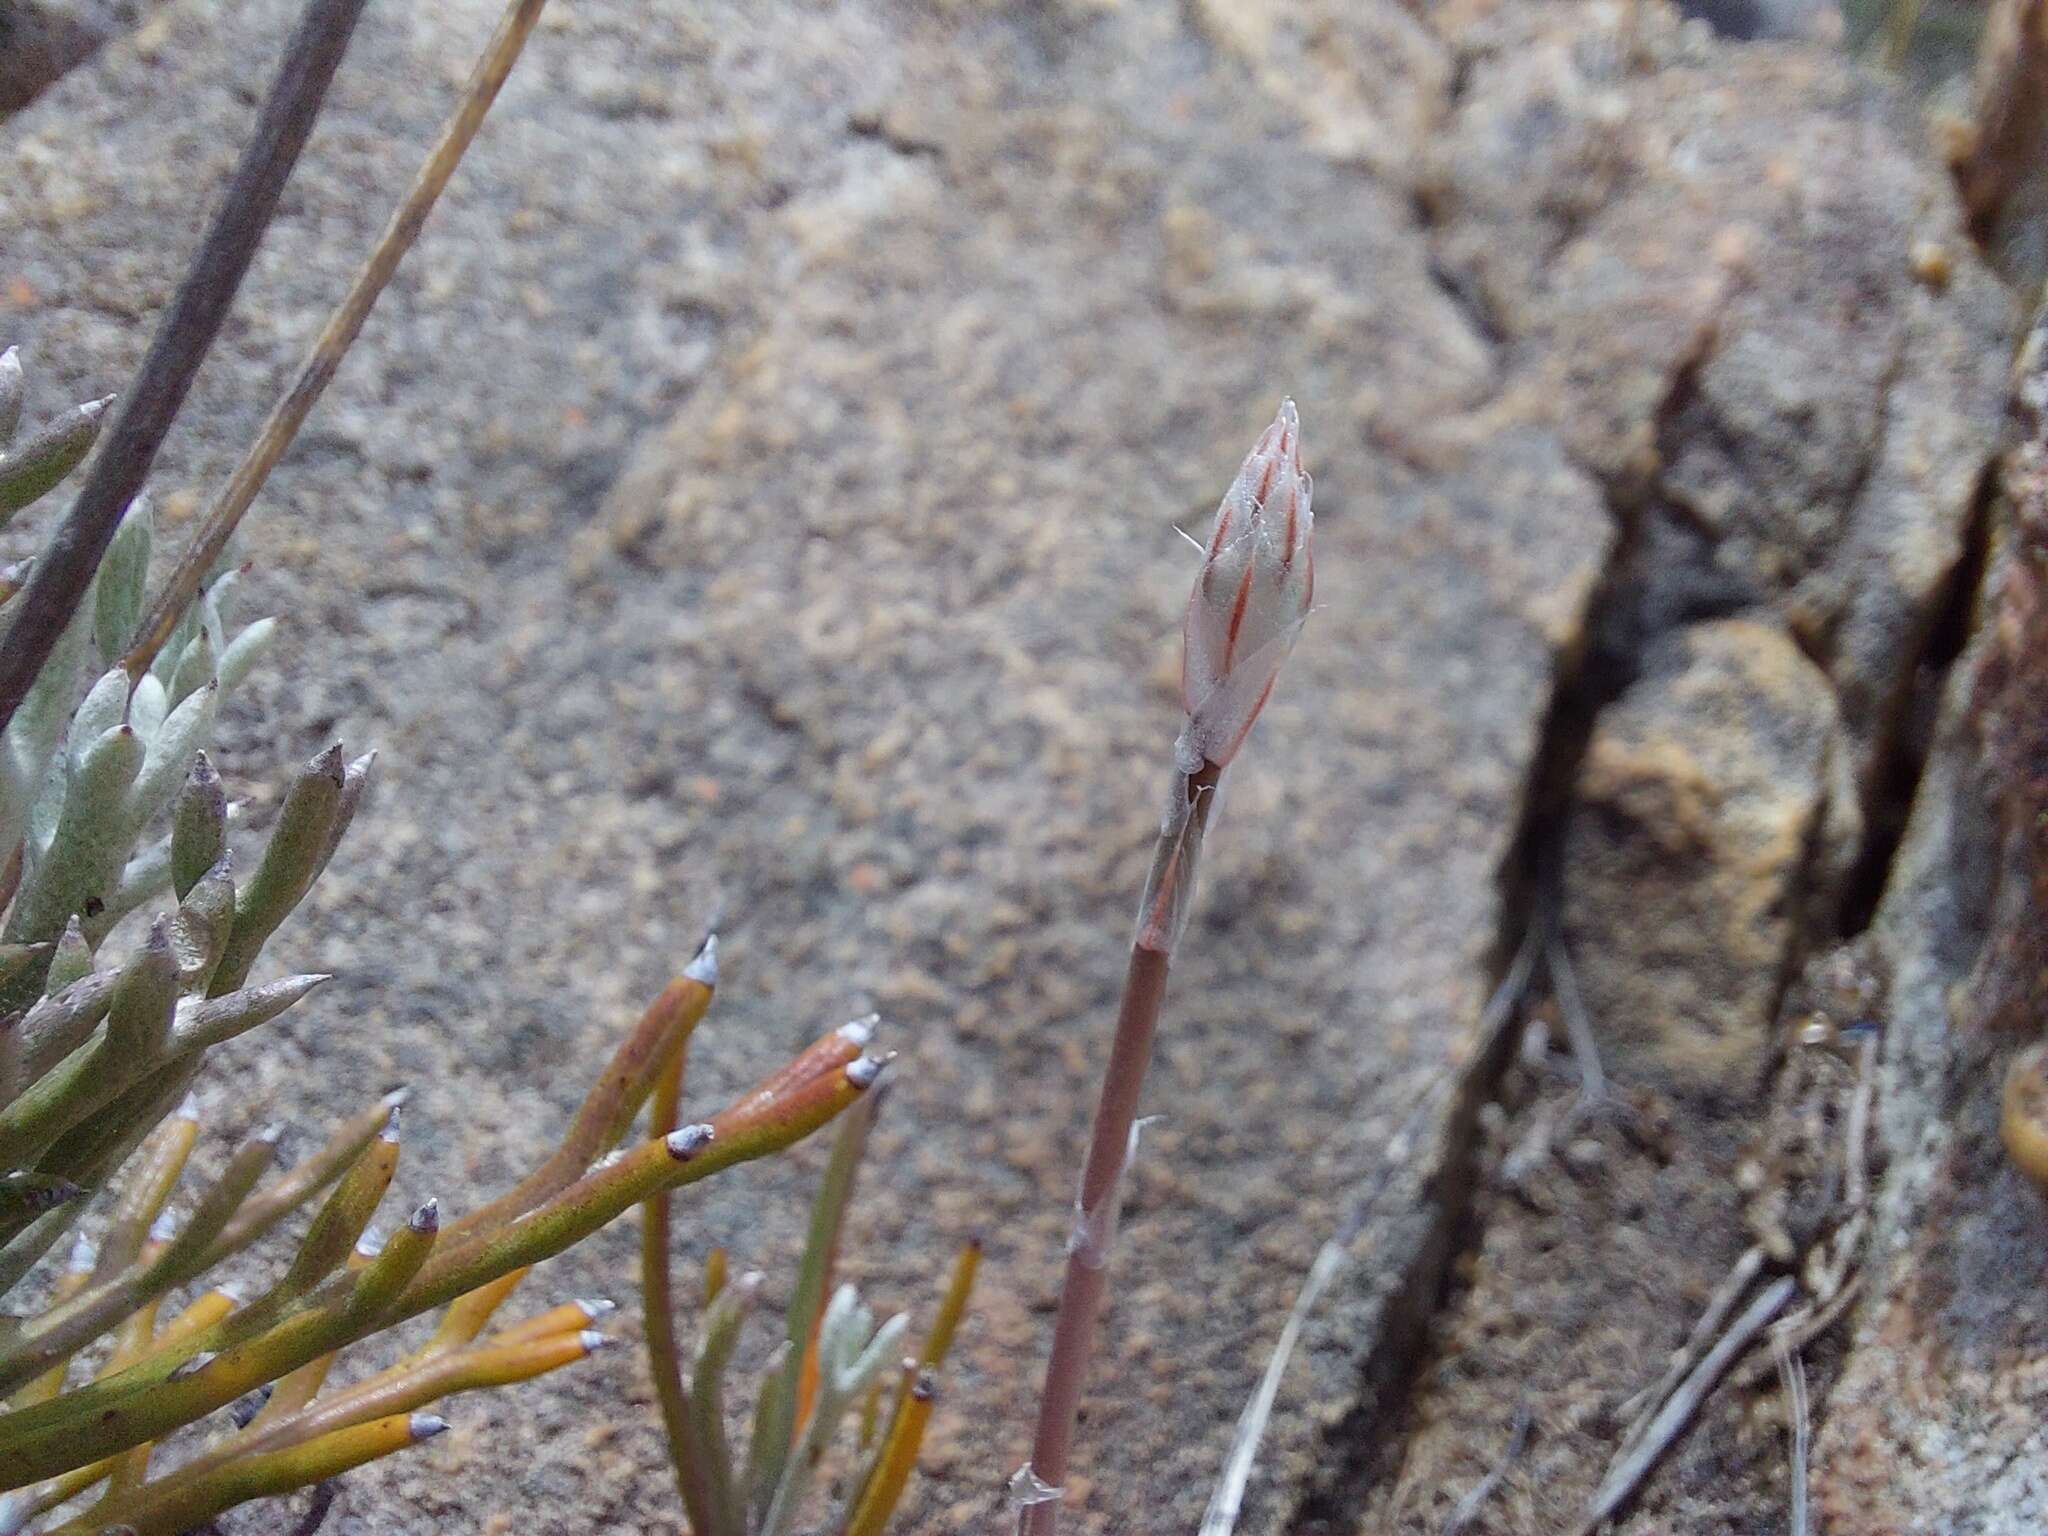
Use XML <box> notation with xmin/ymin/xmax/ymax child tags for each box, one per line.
<box><xmin>1015</xmin><ymin>401</ymin><xmax>1314</xmax><ymax>1533</ymax></box>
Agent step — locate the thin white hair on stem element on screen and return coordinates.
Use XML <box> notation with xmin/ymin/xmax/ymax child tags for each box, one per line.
<box><xmin>1068</xmin><ymin>1116</ymin><xmax>1161</xmax><ymax>1269</ymax></box>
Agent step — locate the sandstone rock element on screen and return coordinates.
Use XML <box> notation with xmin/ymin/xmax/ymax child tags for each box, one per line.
<box><xmin>1563</xmin><ymin>620</ymin><xmax>1836</xmax><ymax>1101</ymax></box>
<box><xmin>0</xmin><ymin>1</ymin><xmax>2023</xmax><ymax>1532</ymax></box>
<box><xmin>1431</xmin><ymin>3</ymin><xmax>2012</xmax><ymax>922</ymax></box>
<box><xmin>0</xmin><ymin>2</ymin><xmax>1600</xmax><ymax>1530</ymax></box>
<box><xmin>1809</xmin><ymin>293</ymin><xmax>2048</xmax><ymax>1536</ymax></box>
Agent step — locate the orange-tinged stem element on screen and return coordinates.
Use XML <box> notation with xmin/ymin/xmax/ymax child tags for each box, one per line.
<box><xmin>842</xmin><ymin>1368</ymin><xmax>936</xmax><ymax>1536</ymax></box>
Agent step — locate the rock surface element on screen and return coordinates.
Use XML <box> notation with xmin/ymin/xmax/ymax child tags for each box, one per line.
<box><xmin>0</xmin><ymin>2</ymin><xmax>2025</xmax><ymax>1535</ymax></box>
<box><xmin>1564</xmin><ymin>620</ymin><xmax>1837</xmax><ymax>1100</ymax></box>
<box><xmin>1808</xmin><ymin>287</ymin><xmax>2048</xmax><ymax>1536</ymax></box>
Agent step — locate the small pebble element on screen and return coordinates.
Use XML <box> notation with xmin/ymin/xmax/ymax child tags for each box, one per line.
<box><xmin>1565</xmin><ymin>1136</ymin><xmax>1607</xmax><ymax>1171</ymax></box>
<box><xmin>1910</xmin><ymin>240</ymin><xmax>1952</xmax><ymax>288</ymax></box>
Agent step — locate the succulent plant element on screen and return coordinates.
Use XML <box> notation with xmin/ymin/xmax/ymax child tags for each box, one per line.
<box><xmin>642</xmin><ymin>1031</ymin><xmax>978</xmax><ymax>1536</ymax></box>
<box><xmin>0</xmin><ymin>352</ymin><xmax>888</xmax><ymax>1533</ymax></box>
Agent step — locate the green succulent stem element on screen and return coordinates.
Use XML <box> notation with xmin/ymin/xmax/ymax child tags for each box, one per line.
<box><xmin>0</xmin><ymin>1051</ymin><xmax>875</xmax><ymax>1487</ymax></box>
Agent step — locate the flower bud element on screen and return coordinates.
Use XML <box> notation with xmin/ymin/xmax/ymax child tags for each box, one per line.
<box><xmin>1180</xmin><ymin>399</ymin><xmax>1313</xmax><ymax>768</ymax></box>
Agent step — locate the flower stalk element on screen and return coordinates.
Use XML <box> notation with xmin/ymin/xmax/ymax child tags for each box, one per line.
<box><xmin>1016</xmin><ymin>401</ymin><xmax>1313</xmax><ymax>1534</ymax></box>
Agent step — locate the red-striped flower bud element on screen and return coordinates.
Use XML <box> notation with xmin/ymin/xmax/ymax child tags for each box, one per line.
<box><xmin>1180</xmin><ymin>399</ymin><xmax>1314</xmax><ymax>769</ymax></box>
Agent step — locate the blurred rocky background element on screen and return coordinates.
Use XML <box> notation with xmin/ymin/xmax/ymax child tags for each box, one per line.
<box><xmin>1</xmin><ymin>0</ymin><xmax>2042</xmax><ymax>1532</ymax></box>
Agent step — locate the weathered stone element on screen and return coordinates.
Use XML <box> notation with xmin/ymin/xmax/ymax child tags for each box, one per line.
<box><xmin>0</xmin><ymin>1</ymin><xmax>2024</xmax><ymax>1533</ymax></box>
<box><xmin>0</xmin><ymin>2</ymin><xmax>1602</xmax><ymax>1531</ymax></box>
<box><xmin>1563</xmin><ymin>620</ymin><xmax>1836</xmax><ymax>1101</ymax></box>
<box><xmin>1432</xmin><ymin>2</ymin><xmax>2012</xmax><ymax>920</ymax></box>
<box><xmin>1809</xmin><ymin>296</ymin><xmax>2048</xmax><ymax>1536</ymax></box>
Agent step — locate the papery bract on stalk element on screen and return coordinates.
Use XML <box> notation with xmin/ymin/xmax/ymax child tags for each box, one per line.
<box><xmin>1180</xmin><ymin>399</ymin><xmax>1314</xmax><ymax>770</ymax></box>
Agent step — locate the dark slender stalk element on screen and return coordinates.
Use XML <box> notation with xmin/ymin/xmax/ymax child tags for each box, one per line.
<box><xmin>0</xmin><ymin>0</ymin><xmax>368</xmax><ymax>737</ymax></box>
<box><xmin>1018</xmin><ymin>762</ymin><xmax>1219</xmax><ymax>1535</ymax></box>
<box><xmin>124</xmin><ymin>0</ymin><xmax>554</xmax><ymax>680</ymax></box>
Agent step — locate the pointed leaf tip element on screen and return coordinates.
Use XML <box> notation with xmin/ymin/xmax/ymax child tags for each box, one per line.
<box><xmin>683</xmin><ymin>930</ymin><xmax>718</xmax><ymax>985</ymax></box>
<box><xmin>846</xmin><ymin>1052</ymin><xmax>891</xmax><ymax>1089</ymax></box>
<box><xmin>838</xmin><ymin>1012</ymin><xmax>880</xmax><ymax>1046</ymax></box>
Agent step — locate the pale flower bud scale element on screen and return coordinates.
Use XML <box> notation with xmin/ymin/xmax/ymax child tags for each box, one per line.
<box><xmin>1180</xmin><ymin>399</ymin><xmax>1314</xmax><ymax>770</ymax></box>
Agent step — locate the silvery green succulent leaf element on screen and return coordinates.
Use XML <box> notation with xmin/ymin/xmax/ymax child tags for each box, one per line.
<box><xmin>1</xmin><ymin>598</ymin><xmax>94</xmax><ymax>857</ymax></box>
<box><xmin>217</xmin><ymin>616</ymin><xmax>278</xmax><ymax>694</ymax></box>
<box><xmin>19</xmin><ymin>966</ymin><xmax>112</xmax><ymax>1085</ymax></box>
<box><xmin>198</xmin><ymin>567</ymin><xmax>239</xmax><ymax>660</ymax></box>
<box><xmin>833</xmin><ymin>1307</ymin><xmax>907</xmax><ymax>1398</ymax></box>
<box><xmin>152</xmin><ymin>605</ymin><xmax>198</xmax><ymax>686</ymax></box>
<box><xmin>209</xmin><ymin>745</ymin><xmax>345</xmax><ymax>995</ymax></box>
<box><xmin>124</xmin><ymin>680</ymin><xmax>216</xmax><ymax>838</ymax></box>
<box><xmin>43</xmin><ymin>919</ymin><xmax>92</xmax><ymax>997</ymax></box>
<box><xmin>23</xmin><ymin>745</ymin><xmax>68</xmax><ymax>866</ymax></box>
<box><xmin>168</xmin><ymin>854</ymin><xmax>232</xmax><ymax>990</ymax></box>
<box><xmin>170</xmin><ymin>753</ymin><xmax>227</xmax><ymax>902</ymax></box>
<box><xmin>759</xmin><ymin>1287</ymin><xmax>910</xmax><ymax>1536</ymax></box>
<box><xmin>6</xmin><ymin>724</ymin><xmax>144</xmax><ymax>945</ymax></box>
<box><xmin>168</xmin><ymin>629</ymin><xmax>214</xmax><ymax>712</ymax></box>
<box><xmin>128</xmin><ymin>672</ymin><xmax>168</xmax><ymax>743</ymax></box>
<box><xmin>106</xmin><ymin>920</ymin><xmax>177</xmax><ymax>1060</ymax></box>
<box><xmin>68</xmin><ymin>669</ymin><xmax>131</xmax><ymax>774</ymax></box>
<box><xmin>0</xmin><ymin>397</ymin><xmax>110</xmax><ymax>526</ymax></box>
<box><xmin>171</xmin><ymin>972</ymin><xmax>329</xmax><ymax>1055</ymax></box>
<box><xmin>0</xmin><ymin>944</ymin><xmax>49</xmax><ymax>998</ymax></box>
<box><xmin>94</xmin><ymin>497</ymin><xmax>152</xmax><ymax>664</ymax></box>
<box><xmin>87</xmin><ymin>836</ymin><xmax>174</xmax><ymax>946</ymax></box>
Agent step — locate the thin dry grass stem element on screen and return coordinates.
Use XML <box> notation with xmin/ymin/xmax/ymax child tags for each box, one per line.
<box><xmin>123</xmin><ymin>0</ymin><xmax>556</xmax><ymax>680</ymax></box>
<box><xmin>1200</xmin><ymin>922</ymin><xmax>1538</xmax><ymax>1536</ymax></box>
<box><xmin>1727</xmin><ymin>1274</ymin><xmax>1864</xmax><ymax>1393</ymax></box>
<box><xmin>1544</xmin><ymin>928</ymin><xmax>1605</xmax><ymax>1115</ymax></box>
<box><xmin>1579</xmin><ymin>1275</ymin><xmax>1797</xmax><ymax>1535</ymax></box>
<box><xmin>1198</xmin><ymin>1079</ymin><xmax>1455</xmax><ymax>1536</ymax></box>
<box><xmin>1614</xmin><ymin>1243</ymin><xmax>1766</xmax><ymax>1451</ymax></box>
<box><xmin>0</xmin><ymin>0</ymin><xmax>369</xmax><ymax>737</ymax></box>
<box><xmin>1843</xmin><ymin>1030</ymin><xmax>1877</xmax><ymax>1212</ymax></box>
<box><xmin>1441</xmin><ymin>1402</ymin><xmax>1532</xmax><ymax>1536</ymax></box>
<box><xmin>1773</xmin><ymin>1332</ymin><xmax>1810</xmax><ymax>1536</ymax></box>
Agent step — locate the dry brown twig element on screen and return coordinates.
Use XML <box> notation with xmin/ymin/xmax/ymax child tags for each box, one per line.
<box><xmin>0</xmin><ymin>0</ymin><xmax>370</xmax><ymax>736</ymax></box>
<box><xmin>123</xmin><ymin>0</ymin><xmax>554</xmax><ymax>679</ymax></box>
